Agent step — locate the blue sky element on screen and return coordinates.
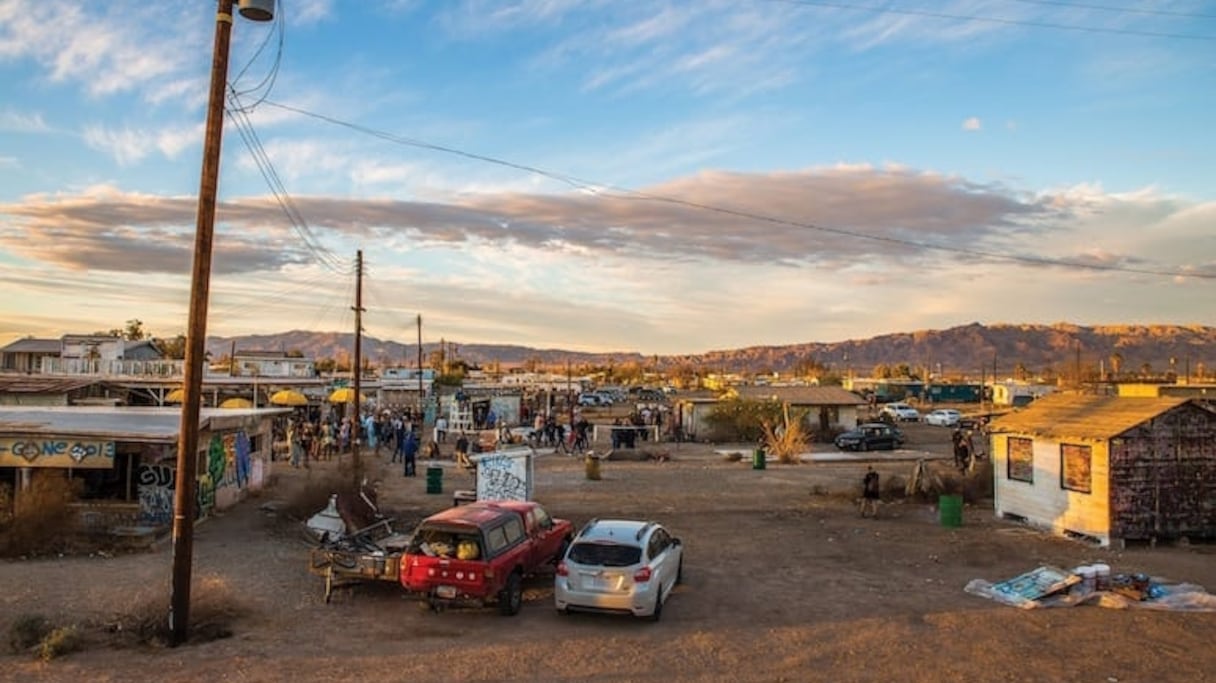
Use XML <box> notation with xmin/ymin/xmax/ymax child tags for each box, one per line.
<box><xmin>1</xmin><ymin>0</ymin><xmax>1213</xmax><ymax>355</ymax></box>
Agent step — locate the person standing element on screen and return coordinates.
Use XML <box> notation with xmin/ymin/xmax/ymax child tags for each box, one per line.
<box><xmin>435</xmin><ymin>415</ymin><xmax>448</xmax><ymax>444</ymax></box>
<box><xmin>402</xmin><ymin>429</ymin><xmax>419</xmax><ymax>477</ymax></box>
<box><xmin>454</xmin><ymin>431</ymin><xmax>472</xmax><ymax>470</ymax></box>
<box><xmin>861</xmin><ymin>467</ymin><xmax>881</xmax><ymax>518</ymax></box>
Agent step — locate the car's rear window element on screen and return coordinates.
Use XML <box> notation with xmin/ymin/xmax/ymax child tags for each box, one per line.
<box><xmin>568</xmin><ymin>541</ymin><xmax>642</xmax><ymax>567</ymax></box>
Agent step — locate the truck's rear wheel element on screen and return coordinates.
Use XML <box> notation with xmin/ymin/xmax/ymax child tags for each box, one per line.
<box><xmin>499</xmin><ymin>572</ymin><xmax>523</xmax><ymax>616</ymax></box>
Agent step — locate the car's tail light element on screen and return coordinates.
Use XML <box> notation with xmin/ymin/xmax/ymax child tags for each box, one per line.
<box><xmin>556</xmin><ymin>562</ymin><xmax>568</xmax><ymax>577</ymax></box>
<box><xmin>633</xmin><ymin>566</ymin><xmax>652</xmax><ymax>582</ymax></box>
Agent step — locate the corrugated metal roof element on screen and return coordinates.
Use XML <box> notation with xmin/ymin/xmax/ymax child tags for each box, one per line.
<box><xmin>733</xmin><ymin>385</ymin><xmax>866</xmax><ymax>406</ymax></box>
<box><xmin>0</xmin><ymin>376</ymin><xmax>106</xmax><ymax>393</ymax></box>
<box><xmin>0</xmin><ymin>338</ymin><xmax>60</xmax><ymax>353</ymax></box>
<box><xmin>987</xmin><ymin>393</ymin><xmax>1191</xmax><ymax>441</ymax></box>
<box><xmin>0</xmin><ymin>406</ymin><xmax>288</xmax><ymax>442</ymax></box>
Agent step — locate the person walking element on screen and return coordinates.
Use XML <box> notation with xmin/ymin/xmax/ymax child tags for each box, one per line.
<box><xmin>402</xmin><ymin>429</ymin><xmax>419</xmax><ymax>477</ymax></box>
<box><xmin>860</xmin><ymin>466</ymin><xmax>881</xmax><ymax>518</ymax></box>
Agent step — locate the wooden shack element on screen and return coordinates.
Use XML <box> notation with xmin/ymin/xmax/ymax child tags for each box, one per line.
<box><xmin>989</xmin><ymin>394</ymin><xmax>1216</xmax><ymax>547</ymax></box>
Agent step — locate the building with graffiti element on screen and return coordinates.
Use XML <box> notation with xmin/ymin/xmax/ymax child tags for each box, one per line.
<box><xmin>0</xmin><ymin>406</ymin><xmax>286</xmax><ymax>533</ymax></box>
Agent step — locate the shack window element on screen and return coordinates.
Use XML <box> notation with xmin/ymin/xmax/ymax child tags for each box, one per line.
<box><xmin>1007</xmin><ymin>437</ymin><xmax>1034</xmax><ymax>483</ymax></box>
<box><xmin>1060</xmin><ymin>444</ymin><xmax>1092</xmax><ymax>494</ymax></box>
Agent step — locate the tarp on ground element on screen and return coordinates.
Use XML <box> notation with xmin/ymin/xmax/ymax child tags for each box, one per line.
<box><xmin>966</xmin><ymin>565</ymin><xmax>1216</xmax><ymax>612</ymax></box>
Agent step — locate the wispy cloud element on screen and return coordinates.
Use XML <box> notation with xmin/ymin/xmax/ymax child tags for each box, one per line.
<box><xmin>0</xmin><ymin>109</ymin><xmax>50</xmax><ymax>133</ymax></box>
<box><xmin>962</xmin><ymin>116</ymin><xmax>982</xmax><ymax>131</ymax></box>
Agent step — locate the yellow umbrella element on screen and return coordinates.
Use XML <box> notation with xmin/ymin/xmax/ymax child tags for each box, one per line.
<box><xmin>219</xmin><ymin>397</ymin><xmax>254</xmax><ymax>409</ymax></box>
<box><xmin>269</xmin><ymin>389</ymin><xmax>309</xmax><ymax>406</ymax></box>
<box><xmin>164</xmin><ymin>387</ymin><xmax>185</xmax><ymax>404</ymax></box>
<box><xmin>328</xmin><ymin>387</ymin><xmax>367</xmax><ymax>404</ymax></box>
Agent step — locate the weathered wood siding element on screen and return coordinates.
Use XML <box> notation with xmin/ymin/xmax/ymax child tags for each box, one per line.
<box><xmin>1109</xmin><ymin>403</ymin><xmax>1216</xmax><ymax>542</ymax></box>
<box><xmin>993</xmin><ymin>433</ymin><xmax>1112</xmax><ymax>545</ymax></box>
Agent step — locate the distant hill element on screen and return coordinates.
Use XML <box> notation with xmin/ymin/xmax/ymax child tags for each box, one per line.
<box><xmin>205</xmin><ymin>323</ymin><xmax>1216</xmax><ymax>379</ymax></box>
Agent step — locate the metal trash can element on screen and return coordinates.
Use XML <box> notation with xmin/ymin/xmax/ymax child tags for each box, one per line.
<box><xmin>584</xmin><ymin>454</ymin><xmax>602</xmax><ymax>481</ymax></box>
<box><xmin>752</xmin><ymin>448</ymin><xmax>766</xmax><ymax>470</ymax></box>
<box><xmin>425</xmin><ymin>465</ymin><xmax>443</xmax><ymax>495</ymax></box>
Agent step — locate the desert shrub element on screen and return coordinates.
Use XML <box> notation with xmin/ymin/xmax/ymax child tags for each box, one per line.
<box><xmin>9</xmin><ymin>614</ymin><xmax>52</xmax><ymax>653</ymax></box>
<box><xmin>38</xmin><ymin>626</ymin><xmax>81</xmax><ymax>662</ymax></box>
<box><xmin>110</xmin><ymin>574</ymin><xmax>247</xmax><ymax>647</ymax></box>
<box><xmin>881</xmin><ymin>474</ymin><xmax>907</xmax><ymax>499</ymax></box>
<box><xmin>962</xmin><ymin>459</ymin><xmax>994</xmax><ymax>503</ymax></box>
<box><xmin>704</xmin><ymin>398</ymin><xmax>785</xmax><ymax>443</ymax></box>
<box><xmin>0</xmin><ymin>472</ymin><xmax>83</xmax><ymax>558</ymax></box>
<box><xmin>760</xmin><ymin>405</ymin><xmax>812</xmax><ymax>464</ymax></box>
<box><xmin>280</xmin><ymin>466</ymin><xmax>358</xmax><ymax>523</ymax></box>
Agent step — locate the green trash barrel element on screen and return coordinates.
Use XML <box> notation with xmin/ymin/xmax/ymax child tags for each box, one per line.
<box><xmin>752</xmin><ymin>448</ymin><xmax>766</xmax><ymax>470</ymax></box>
<box><xmin>425</xmin><ymin>465</ymin><xmax>443</xmax><ymax>495</ymax></box>
<box><xmin>939</xmin><ymin>494</ymin><xmax>963</xmax><ymax>527</ymax></box>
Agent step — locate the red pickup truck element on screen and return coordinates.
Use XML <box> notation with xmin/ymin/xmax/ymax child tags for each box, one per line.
<box><xmin>400</xmin><ymin>500</ymin><xmax>573</xmax><ymax>615</ymax></box>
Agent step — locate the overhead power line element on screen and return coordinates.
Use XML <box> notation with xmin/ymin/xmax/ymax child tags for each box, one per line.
<box><xmin>260</xmin><ymin>99</ymin><xmax>1215</xmax><ymax>282</ymax></box>
<box><xmin>762</xmin><ymin>0</ymin><xmax>1216</xmax><ymax>41</ymax></box>
<box><xmin>1002</xmin><ymin>0</ymin><xmax>1216</xmax><ymax>20</ymax></box>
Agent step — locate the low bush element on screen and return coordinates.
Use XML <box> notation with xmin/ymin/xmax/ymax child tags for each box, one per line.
<box><xmin>38</xmin><ymin>626</ymin><xmax>81</xmax><ymax>662</ymax></box>
<box><xmin>9</xmin><ymin>614</ymin><xmax>52</xmax><ymax>653</ymax></box>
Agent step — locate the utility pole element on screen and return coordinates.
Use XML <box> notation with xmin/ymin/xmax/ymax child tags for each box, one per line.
<box><xmin>352</xmin><ymin>249</ymin><xmax>364</xmax><ymax>487</ymax></box>
<box><xmin>416</xmin><ymin>313</ymin><xmax>423</xmax><ymax>417</ymax></box>
<box><xmin>171</xmin><ymin>0</ymin><xmax>274</xmax><ymax>647</ymax></box>
<box><xmin>566</xmin><ymin>359</ymin><xmax>574</xmax><ymax>430</ymax></box>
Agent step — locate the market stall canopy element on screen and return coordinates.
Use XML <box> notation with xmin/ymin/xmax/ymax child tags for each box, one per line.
<box><xmin>270</xmin><ymin>389</ymin><xmax>309</xmax><ymax>406</ymax></box>
<box><xmin>328</xmin><ymin>387</ymin><xmax>367</xmax><ymax>404</ymax></box>
<box><xmin>164</xmin><ymin>388</ymin><xmax>185</xmax><ymax>404</ymax></box>
<box><xmin>219</xmin><ymin>397</ymin><xmax>254</xmax><ymax>409</ymax></box>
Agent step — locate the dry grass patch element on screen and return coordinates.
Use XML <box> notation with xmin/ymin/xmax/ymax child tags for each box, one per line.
<box><xmin>0</xmin><ymin>472</ymin><xmax>82</xmax><ymax>558</ymax></box>
<box><xmin>104</xmin><ymin>574</ymin><xmax>251</xmax><ymax>647</ymax></box>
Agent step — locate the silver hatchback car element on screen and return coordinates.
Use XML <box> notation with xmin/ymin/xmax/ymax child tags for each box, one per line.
<box><xmin>554</xmin><ymin>519</ymin><xmax>683</xmax><ymax>620</ymax></box>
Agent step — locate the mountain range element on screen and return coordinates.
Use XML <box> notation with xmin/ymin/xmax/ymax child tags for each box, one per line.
<box><xmin>206</xmin><ymin>323</ymin><xmax>1216</xmax><ymax>380</ymax></box>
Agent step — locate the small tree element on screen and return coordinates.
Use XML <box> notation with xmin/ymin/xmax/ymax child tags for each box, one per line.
<box><xmin>760</xmin><ymin>403</ymin><xmax>810</xmax><ymax>464</ymax></box>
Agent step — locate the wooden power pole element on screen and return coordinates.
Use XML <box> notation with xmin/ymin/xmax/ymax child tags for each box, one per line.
<box><xmin>352</xmin><ymin>250</ymin><xmax>364</xmax><ymax>486</ymax></box>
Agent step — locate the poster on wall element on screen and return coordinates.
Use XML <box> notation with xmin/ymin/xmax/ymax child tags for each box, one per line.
<box><xmin>1007</xmin><ymin>437</ymin><xmax>1034</xmax><ymax>483</ymax></box>
<box><xmin>1061</xmin><ymin>444</ymin><xmax>1092</xmax><ymax>493</ymax></box>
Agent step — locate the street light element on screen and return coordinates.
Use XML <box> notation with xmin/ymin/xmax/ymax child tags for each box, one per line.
<box><xmin>170</xmin><ymin>0</ymin><xmax>275</xmax><ymax>647</ymax></box>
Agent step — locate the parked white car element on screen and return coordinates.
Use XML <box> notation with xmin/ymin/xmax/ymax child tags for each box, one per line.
<box><xmin>924</xmin><ymin>409</ymin><xmax>962</xmax><ymax>427</ymax></box>
<box><xmin>555</xmin><ymin>519</ymin><xmax>683</xmax><ymax>620</ymax></box>
<box><xmin>881</xmin><ymin>402</ymin><xmax>920</xmax><ymax>422</ymax></box>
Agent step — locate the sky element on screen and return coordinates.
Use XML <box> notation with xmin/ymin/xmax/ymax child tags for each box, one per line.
<box><xmin>1</xmin><ymin>0</ymin><xmax>1214</xmax><ymax>356</ymax></box>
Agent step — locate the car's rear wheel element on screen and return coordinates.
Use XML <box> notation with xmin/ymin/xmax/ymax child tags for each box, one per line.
<box><xmin>649</xmin><ymin>589</ymin><xmax>664</xmax><ymax>622</ymax></box>
<box><xmin>499</xmin><ymin>572</ymin><xmax>523</xmax><ymax>616</ymax></box>
<box><xmin>861</xmin><ymin>441</ymin><xmax>869</xmax><ymax>452</ymax></box>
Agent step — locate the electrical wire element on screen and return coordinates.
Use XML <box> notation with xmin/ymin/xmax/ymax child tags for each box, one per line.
<box><xmin>261</xmin><ymin>99</ymin><xmax>1216</xmax><ymax>282</ymax></box>
<box><xmin>225</xmin><ymin>92</ymin><xmax>350</xmax><ymax>275</ymax></box>
<box><xmin>1001</xmin><ymin>0</ymin><xmax>1216</xmax><ymax>20</ymax></box>
<box><xmin>759</xmin><ymin>0</ymin><xmax>1216</xmax><ymax>41</ymax></box>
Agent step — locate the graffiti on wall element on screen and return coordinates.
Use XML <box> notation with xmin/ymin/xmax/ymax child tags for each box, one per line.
<box><xmin>474</xmin><ymin>452</ymin><xmax>533</xmax><ymax>502</ymax></box>
<box><xmin>234</xmin><ymin>431</ymin><xmax>251</xmax><ymax>488</ymax></box>
<box><xmin>136</xmin><ymin>463</ymin><xmax>175</xmax><ymax>526</ymax></box>
<box><xmin>0</xmin><ymin>438</ymin><xmax>115</xmax><ymax>469</ymax></box>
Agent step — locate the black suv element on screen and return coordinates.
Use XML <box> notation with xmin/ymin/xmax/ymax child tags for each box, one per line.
<box><xmin>834</xmin><ymin>423</ymin><xmax>904</xmax><ymax>451</ymax></box>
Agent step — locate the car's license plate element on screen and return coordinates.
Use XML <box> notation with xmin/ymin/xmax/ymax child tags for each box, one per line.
<box><xmin>435</xmin><ymin>585</ymin><xmax>457</xmax><ymax>599</ymax></box>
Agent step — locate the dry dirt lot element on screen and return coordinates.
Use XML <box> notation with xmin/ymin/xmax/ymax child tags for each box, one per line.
<box><xmin>3</xmin><ymin>426</ymin><xmax>1215</xmax><ymax>683</ymax></box>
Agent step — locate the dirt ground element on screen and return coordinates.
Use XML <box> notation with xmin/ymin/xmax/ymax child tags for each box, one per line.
<box><xmin>3</xmin><ymin>424</ymin><xmax>1215</xmax><ymax>683</ymax></box>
